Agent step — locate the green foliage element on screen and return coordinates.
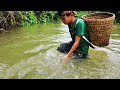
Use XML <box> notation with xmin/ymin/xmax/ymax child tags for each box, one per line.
<box><xmin>21</xmin><ymin>11</ymin><xmax>38</xmax><ymax>27</ymax></box>
<box><xmin>35</xmin><ymin>11</ymin><xmax>58</xmax><ymax>23</ymax></box>
<box><xmin>8</xmin><ymin>11</ymin><xmax>23</xmax><ymax>27</ymax></box>
<box><xmin>75</xmin><ymin>11</ymin><xmax>90</xmax><ymax>17</ymax></box>
<box><xmin>1</xmin><ymin>11</ymin><xmax>119</xmax><ymax>30</ymax></box>
<box><xmin>0</xmin><ymin>11</ymin><xmax>23</xmax><ymax>29</ymax></box>
<box><xmin>0</xmin><ymin>11</ymin><xmax>59</xmax><ymax>29</ymax></box>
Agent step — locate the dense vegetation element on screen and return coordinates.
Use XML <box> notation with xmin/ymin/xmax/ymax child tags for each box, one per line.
<box><xmin>0</xmin><ymin>11</ymin><xmax>59</xmax><ymax>30</ymax></box>
<box><xmin>0</xmin><ymin>11</ymin><xmax>119</xmax><ymax>31</ymax></box>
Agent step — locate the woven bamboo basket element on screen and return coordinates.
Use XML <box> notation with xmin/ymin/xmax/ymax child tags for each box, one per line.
<box><xmin>81</xmin><ymin>12</ymin><xmax>115</xmax><ymax>47</ymax></box>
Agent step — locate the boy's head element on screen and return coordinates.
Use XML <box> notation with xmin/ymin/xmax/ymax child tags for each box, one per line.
<box><xmin>58</xmin><ymin>11</ymin><xmax>76</xmax><ymax>24</ymax></box>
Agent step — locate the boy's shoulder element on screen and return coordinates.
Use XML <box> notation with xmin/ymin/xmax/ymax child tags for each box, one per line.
<box><xmin>75</xmin><ymin>17</ymin><xmax>85</xmax><ymax>25</ymax></box>
<box><xmin>75</xmin><ymin>16</ymin><xmax>84</xmax><ymax>21</ymax></box>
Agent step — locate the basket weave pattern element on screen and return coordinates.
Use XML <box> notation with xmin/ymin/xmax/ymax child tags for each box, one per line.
<box><xmin>82</xmin><ymin>12</ymin><xmax>115</xmax><ymax>47</ymax></box>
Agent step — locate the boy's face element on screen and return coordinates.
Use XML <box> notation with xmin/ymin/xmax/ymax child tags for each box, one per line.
<box><xmin>59</xmin><ymin>13</ymin><xmax>72</xmax><ymax>25</ymax></box>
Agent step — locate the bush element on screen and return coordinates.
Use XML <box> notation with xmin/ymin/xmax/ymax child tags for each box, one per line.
<box><xmin>34</xmin><ymin>11</ymin><xmax>58</xmax><ymax>23</ymax></box>
<box><xmin>21</xmin><ymin>11</ymin><xmax>38</xmax><ymax>26</ymax></box>
<box><xmin>0</xmin><ymin>11</ymin><xmax>23</xmax><ymax>29</ymax></box>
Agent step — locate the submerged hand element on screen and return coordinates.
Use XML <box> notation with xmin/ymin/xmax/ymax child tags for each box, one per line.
<box><xmin>63</xmin><ymin>54</ymin><xmax>70</xmax><ymax>63</ymax></box>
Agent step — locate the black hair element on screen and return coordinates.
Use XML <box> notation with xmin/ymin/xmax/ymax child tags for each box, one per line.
<box><xmin>57</xmin><ymin>11</ymin><xmax>64</xmax><ymax>16</ymax></box>
<box><xmin>57</xmin><ymin>11</ymin><xmax>72</xmax><ymax>16</ymax></box>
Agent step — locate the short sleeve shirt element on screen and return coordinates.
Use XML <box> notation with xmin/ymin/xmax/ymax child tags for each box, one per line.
<box><xmin>68</xmin><ymin>17</ymin><xmax>89</xmax><ymax>54</ymax></box>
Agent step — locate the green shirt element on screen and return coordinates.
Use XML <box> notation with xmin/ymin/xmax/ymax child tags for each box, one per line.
<box><xmin>68</xmin><ymin>18</ymin><xmax>89</xmax><ymax>54</ymax></box>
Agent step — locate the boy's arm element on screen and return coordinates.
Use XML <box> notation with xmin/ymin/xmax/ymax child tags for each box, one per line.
<box><xmin>64</xmin><ymin>36</ymin><xmax>81</xmax><ymax>61</ymax></box>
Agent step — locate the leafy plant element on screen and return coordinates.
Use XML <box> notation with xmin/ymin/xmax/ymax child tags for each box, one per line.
<box><xmin>21</xmin><ymin>11</ymin><xmax>38</xmax><ymax>26</ymax></box>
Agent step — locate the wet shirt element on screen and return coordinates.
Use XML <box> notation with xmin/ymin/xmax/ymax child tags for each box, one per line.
<box><xmin>68</xmin><ymin>18</ymin><xmax>89</xmax><ymax>54</ymax></box>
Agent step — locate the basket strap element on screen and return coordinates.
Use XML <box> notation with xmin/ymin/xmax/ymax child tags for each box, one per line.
<box><xmin>75</xmin><ymin>19</ymin><xmax>97</xmax><ymax>49</ymax></box>
<box><xmin>82</xmin><ymin>36</ymin><xmax>98</xmax><ymax>49</ymax></box>
<box><xmin>75</xmin><ymin>19</ymin><xmax>81</xmax><ymax>27</ymax></box>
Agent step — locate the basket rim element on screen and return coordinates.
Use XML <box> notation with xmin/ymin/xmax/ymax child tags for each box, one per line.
<box><xmin>81</xmin><ymin>12</ymin><xmax>115</xmax><ymax>21</ymax></box>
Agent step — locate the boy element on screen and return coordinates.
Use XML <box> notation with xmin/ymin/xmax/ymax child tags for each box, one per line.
<box><xmin>57</xmin><ymin>11</ymin><xmax>90</xmax><ymax>62</ymax></box>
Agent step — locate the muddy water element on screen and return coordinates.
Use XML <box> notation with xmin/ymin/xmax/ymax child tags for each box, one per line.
<box><xmin>0</xmin><ymin>22</ymin><xmax>120</xmax><ymax>79</ymax></box>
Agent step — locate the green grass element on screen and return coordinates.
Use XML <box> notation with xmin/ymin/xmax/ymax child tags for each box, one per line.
<box><xmin>111</xmin><ymin>24</ymin><xmax>120</xmax><ymax>39</ymax></box>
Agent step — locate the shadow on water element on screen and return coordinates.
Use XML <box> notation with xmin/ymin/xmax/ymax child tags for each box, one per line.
<box><xmin>0</xmin><ymin>22</ymin><xmax>120</xmax><ymax>79</ymax></box>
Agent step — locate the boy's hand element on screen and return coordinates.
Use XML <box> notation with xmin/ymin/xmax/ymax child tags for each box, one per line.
<box><xmin>63</xmin><ymin>54</ymin><xmax>70</xmax><ymax>63</ymax></box>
